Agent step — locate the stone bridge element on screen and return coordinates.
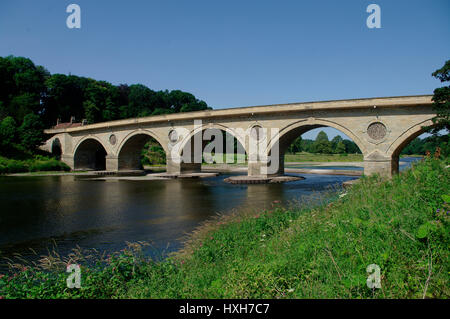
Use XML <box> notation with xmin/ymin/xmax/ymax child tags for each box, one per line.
<box><xmin>42</xmin><ymin>95</ymin><xmax>435</xmax><ymax>177</ymax></box>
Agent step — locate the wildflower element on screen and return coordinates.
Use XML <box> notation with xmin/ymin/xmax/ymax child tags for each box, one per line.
<box><xmin>0</xmin><ymin>296</ymin><xmax>3</xmax><ymax>299</ymax></box>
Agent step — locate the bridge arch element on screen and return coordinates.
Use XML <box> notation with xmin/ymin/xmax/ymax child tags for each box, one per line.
<box><xmin>387</xmin><ymin>119</ymin><xmax>435</xmax><ymax>158</ymax></box>
<box><xmin>117</xmin><ymin>130</ymin><xmax>167</xmax><ymax>170</ymax></box>
<box><xmin>73</xmin><ymin>137</ymin><xmax>109</xmax><ymax>170</ymax></box>
<box><xmin>51</xmin><ymin>138</ymin><xmax>62</xmax><ymax>160</ymax></box>
<box><xmin>267</xmin><ymin>119</ymin><xmax>367</xmax><ymax>156</ymax></box>
<box><xmin>170</xmin><ymin>124</ymin><xmax>247</xmax><ymax>173</ymax></box>
<box><xmin>262</xmin><ymin>119</ymin><xmax>366</xmax><ymax>175</ymax></box>
<box><xmin>177</xmin><ymin>123</ymin><xmax>247</xmax><ymax>157</ymax></box>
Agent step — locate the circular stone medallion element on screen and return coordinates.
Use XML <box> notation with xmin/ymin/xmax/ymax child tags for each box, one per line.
<box><xmin>168</xmin><ymin>130</ymin><xmax>178</xmax><ymax>143</ymax></box>
<box><xmin>367</xmin><ymin>122</ymin><xmax>387</xmax><ymax>140</ymax></box>
<box><xmin>109</xmin><ymin>134</ymin><xmax>117</xmax><ymax>145</ymax></box>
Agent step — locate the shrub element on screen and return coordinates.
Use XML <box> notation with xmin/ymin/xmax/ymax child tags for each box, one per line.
<box><xmin>0</xmin><ymin>156</ymin><xmax>70</xmax><ymax>174</ymax></box>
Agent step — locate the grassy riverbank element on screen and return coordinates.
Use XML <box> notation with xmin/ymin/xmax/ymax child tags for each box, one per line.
<box><xmin>0</xmin><ymin>157</ymin><xmax>448</xmax><ymax>299</ymax></box>
<box><xmin>0</xmin><ymin>155</ymin><xmax>70</xmax><ymax>174</ymax></box>
<box><xmin>285</xmin><ymin>152</ymin><xmax>363</xmax><ymax>162</ymax></box>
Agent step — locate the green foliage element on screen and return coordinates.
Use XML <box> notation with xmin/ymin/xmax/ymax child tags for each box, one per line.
<box><xmin>141</xmin><ymin>141</ymin><xmax>166</xmax><ymax>166</ymax></box>
<box><xmin>401</xmin><ymin>135</ymin><xmax>449</xmax><ymax>157</ymax></box>
<box><xmin>288</xmin><ymin>136</ymin><xmax>302</xmax><ymax>154</ymax></box>
<box><xmin>44</xmin><ymin>74</ymin><xmax>90</xmax><ymax>126</ymax></box>
<box><xmin>428</xmin><ymin>60</ymin><xmax>450</xmax><ymax>134</ymax></box>
<box><xmin>284</xmin><ymin>152</ymin><xmax>363</xmax><ymax>162</ymax></box>
<box><xmin>128</xmin><ymin>84</ymin><xmax>155</xmax><ymax>117</ymax></box>
<box><xmin>312</xmin><ymin>131</ymin><xmax>333</xmax><ymax>154</ymax></box>
<box><xmin>0</xmin><ymin>55</ymin><xmax>210</xmax><ymax>157</ymax></box>
<box><xmin>18</xmin><ymin>113</ymin><xmax>45</xmax><ymax>151</ymax></box>
<box><xmin>335</xmin><ymin>140</ymin><xmax>346</xmax><ymax>154</ymax></box>
<box><xmin>152</xmin><ymin>108</ymin><xmax>174</xmax><ymax>116</ymax></box>
<box><xmin>0</xmin><ymin>116</ymin><xmax>17</xmax><ymax>150</ymax></box>
<box><xmin>0</xmin><ymin>56</ymin><xmax>49</xmax><ymax>123</ymax></box>
<box><xmin>343</xmin><ymin>139</ymin><xmax>361</xmax><ymax>154</ymax></box>
<box><xmin>288</xmin><ymin>132</ymin><xmax>361</xmax><ymax>155</ymax></box>
<box><xmin>28</xmin><ymin>158</ymin><xmax>71</xmax><ymax>172</ymax></box>
<box><xmin>0</xmin><ymin>155</ymin><xmax>70</xmax><ymax>174</ymax></box>
<box><xmin>416</xmin><ymin>221</ymin><xmax>437</xmax><ymax>240</ymax></box>
<box><xmin>1</xmin><ymin>159</ymin><xmax>448</xmax><ymax>298</ymax></box>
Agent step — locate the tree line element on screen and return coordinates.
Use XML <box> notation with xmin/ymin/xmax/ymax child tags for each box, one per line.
<box><xmin>0</xmin><ymin>55</ymin><xmax>210</xmax><ymax>155</ymax></box>
<box><xmin>287</xmin><ymin>130</ymin><xmax>446</xmax><ymax>156</ymax></box>
<box><xmin>287</xmin><ymin>131</ymin><xmax>361</xmax><ymax>154</ymax></box>
<box><xmin>401</xmin><ymin>134</ymin><xmax>448</xmax><ymax>156</ymax></box>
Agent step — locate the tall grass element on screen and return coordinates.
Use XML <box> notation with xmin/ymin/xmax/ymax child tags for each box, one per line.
<box><xmin>0</xmin><ymin>156</ymin><xmax>70</xmax><ymax>174</ymax></box>
<box><xmin>0</xmin><ymin>158</ymin><xmax>448</xmax><ymax>299</ymax></box>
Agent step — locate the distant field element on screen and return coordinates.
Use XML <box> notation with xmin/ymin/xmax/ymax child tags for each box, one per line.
<box><xmin>203</xmin><ymin>152</ymin><xmax>364</xmax><ymax>164</ymax></box>
<box><xmin>284</xmin><ymin>152</ymin><xmax>363</xmax><ymax>162</ymax></box>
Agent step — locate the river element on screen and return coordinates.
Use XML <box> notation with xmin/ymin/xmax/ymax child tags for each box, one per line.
<box><xmin>0</xmin><ymin>157</ymin><xmax>420</xmax><ymax>269</ymax></box>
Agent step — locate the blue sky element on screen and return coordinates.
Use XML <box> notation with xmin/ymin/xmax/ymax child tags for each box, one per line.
<box><xmin>0</xmin><ymin>0</ymin><xmax>449</xmax><ymax>140</ymax></box>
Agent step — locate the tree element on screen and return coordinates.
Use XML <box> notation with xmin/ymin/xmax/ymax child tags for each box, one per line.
<box><xmin>18</xmin><ymin>113</ymin><xmax>45</xmax><ymax>150</ymax></box>
<box><xmin>152</xmin><ymin>108</ymin><xmax>174</xmax><ymax>116</ymax></box>
<box><xmin>44</xmin><ymin>74</ymin><xmax>90</xmax><ymax>125</ymax></box>
<box><xmin>312</xmin><ymin>131</ymin><xmax>333</xmax><ymax>154</ymax></box>
<box><xmin>127</xmin><ymin>84</ymin><xmax>155</xmax><ymax>117</ymax></box>
<box><xmin>83</xmin><ymin>100</ymin><xmax>100</xmax><ymax>124</ymax></box>
<box><xmin>0</xmin><ymin>116</ymin><xmax>17</xmax><ymax>151</ymax></box>
<box><xmin>288</xmin><ymin>136</ymin><xmax>302</xmax><ymax>154</ymax></box>
<box><xmin>429</xmin><ymin>60</ymin><xmax>450</xmax><ymax>133</ymax></box>
<box><xmin>343</xmin><ymin>139</ymin><xmax>361</xmax><ymax>154</ymax></box>
<box><xmin>300</xmin><ymin>139</ymin><xmax>314</xmax><ymax>153</ymax></box>
<box><xmin>82</xmin><ymin>80</ymin><xmax>118</xmax><ymax>123</ymax></box>
<box><xmin>9</xmin><ymin>93</ymin><xmax>41</xmax><ymax>124</ymax></box>
<box><xmin>0</xmin><ymin>55</ymin><xmax>212</xmax><ymax>158</ymax></box>
<box><xmin>331</xmin><ymin>135</ymin><xmax>344</xmax><ymax>153</ymax></box>
<box><xmin>400</xmin><ymin>135</ymin><xmax>449</xmax><ymax>157</ymax></box>
<box><xmin>0</xmin><ymin>101</ymin><xmax>6</xmax><ymax>120</ymax></box>
<box><xmin>335</xmin><ymin>140</ymin><xmax>346</xmax><ymax>154</ymax></box>
<box><xmin>169</xmin><ymin>90</ymin><xmax>196</xmax><ymax>112</ymax></box>
<box><xmin>0</xmin><ymin>56</ymin><xmax>49</xmax><ymax>124</ymax></box>
<box><xmin>180</xmin><ymin>100</ymin><xmax>209</xmax><ymax>112</ymax></box>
